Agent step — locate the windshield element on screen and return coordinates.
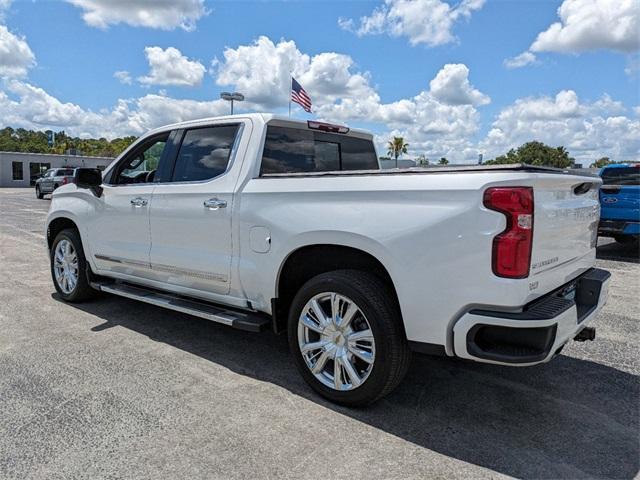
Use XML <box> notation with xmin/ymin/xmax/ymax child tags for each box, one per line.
<box><xmin>601</xmin><ymin>167</ymin><xmax>640</xmax><ymax>186</ymax></box>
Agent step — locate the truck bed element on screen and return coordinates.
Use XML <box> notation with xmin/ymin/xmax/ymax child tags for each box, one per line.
<box><xmin>261</xmin><ymin>163</ymin><xmax>591</xmax><ymax>178</ymax></box>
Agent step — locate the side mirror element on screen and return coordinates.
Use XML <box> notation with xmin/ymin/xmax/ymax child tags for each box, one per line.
<box><xmin>74</xmin><ymin>168</ymin><xmax>103</xmax><ymax>197</ymax></box>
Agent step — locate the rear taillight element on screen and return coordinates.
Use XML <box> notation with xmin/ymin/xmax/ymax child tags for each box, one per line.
<box><xmin>483</xmin><ymin>187</ymin><xmax>534</xmax><ymax>279</ymax></box>
<box><xmin>62</xmin><ymin>177</ymin><xmax>69</xmax><ymax>185</ymax></box>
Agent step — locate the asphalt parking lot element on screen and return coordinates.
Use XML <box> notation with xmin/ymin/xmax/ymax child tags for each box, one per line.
<box><xmin>1</xmin><ymin>187</ymin><xmax>638</xmax><ymax>480</ymax></box>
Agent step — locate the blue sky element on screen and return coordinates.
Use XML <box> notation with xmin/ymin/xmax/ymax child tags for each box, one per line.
<box><xmin>0</xmin><ymin>0</ymin><xmax>638</xmax><ymax>163</ymax></box>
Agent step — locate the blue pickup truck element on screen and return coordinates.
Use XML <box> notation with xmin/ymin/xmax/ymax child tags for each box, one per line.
<box><xmin>598</xmin><ymin>163</ymin><xmax>640</xmax><ymax>246</ymax></box>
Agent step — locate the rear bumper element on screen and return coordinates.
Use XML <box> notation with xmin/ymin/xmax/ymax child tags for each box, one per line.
<box><xmin>453</xmin><ymin>268</ymin><xmax>610</xmax><ymax>366</ymax></box>
<box><xmin>598</xmin><ymin>219</ymin><xmax>640</xmax><ymax>236</ymax></box>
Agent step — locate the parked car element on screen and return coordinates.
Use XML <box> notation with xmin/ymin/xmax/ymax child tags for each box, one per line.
<box><xmin>598</xmin><ymin>163</ymin><xmax>640</xmax><ymax>246</ymax></box>
<box><xmin>35</xmin><ymin>168</ymin><xmax>75</xmax><ymax>199</ymax></box>
<box><xmin>45</xmin><ymin>114</ymin><xmax>610</xmax><ymax>406</ymax></box>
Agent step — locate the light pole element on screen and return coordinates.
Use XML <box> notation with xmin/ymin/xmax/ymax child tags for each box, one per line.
<box><xmin>220</xmin><ymin>92</ymin><xmax>244</xmax><ymax>115</ymax></box>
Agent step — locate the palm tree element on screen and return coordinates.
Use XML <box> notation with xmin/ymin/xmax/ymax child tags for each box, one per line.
<box><xmin>387</xmin><ymin>137</ymin><xmax>409</xmax><ymax>168</ymax></box>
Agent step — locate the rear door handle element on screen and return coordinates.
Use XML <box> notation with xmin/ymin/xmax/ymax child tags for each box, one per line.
<box><xmin>130</xmin><ymin>197</ymin><xmax>148</xmax><ymax>207</ymax></box>
<box><xmin>204</xmin><ymin>198</ymin><xmax>227</xmax><ymax>210</ymax></box>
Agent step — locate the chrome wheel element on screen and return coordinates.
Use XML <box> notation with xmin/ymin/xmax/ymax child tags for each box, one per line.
<box><xmin>53</xmin><ymin>239</ymin><xmax>79</xmax><ymax>294</ymax></box>
<box><xmin>297</xmin><ymin>292</ymin><xmax>376</xmax><ymax>391</ymax></box>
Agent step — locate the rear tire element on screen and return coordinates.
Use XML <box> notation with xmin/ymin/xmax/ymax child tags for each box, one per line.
<box><xmin>36</xmin><ymin>185</ymin><xmax>44</xmax><ymax>199</ymax></box>
<box><xmin>288</xmin><ymin>270</ymin><xmax>411</xmax><ymax>407</ymax></box>
<box><xmin>50</xmin><ymin>228</ymin><xmax>97</xmax><ymax>302</ymax></box>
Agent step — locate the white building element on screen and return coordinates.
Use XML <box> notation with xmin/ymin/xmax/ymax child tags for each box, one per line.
<box><xmin>0</xmin><ymin>152</ymin><xmax>115</xmax><ymax>188</ymax></box>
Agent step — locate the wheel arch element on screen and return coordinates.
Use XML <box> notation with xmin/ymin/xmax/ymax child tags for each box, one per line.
<box><xmin>47</xmin><ymin>216</ymin><xmax>79</xmax><ymax>249</ymax></box>
<box><xmin>272</xmin><ymin>243</ymin><xmax>402</xmax><ymax>333</ymax></box>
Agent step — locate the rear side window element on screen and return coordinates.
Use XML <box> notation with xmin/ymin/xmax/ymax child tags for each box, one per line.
<box><xmin>601</xmin><ymin>167</ymin><xmax>640</xmax><ymax>186</ymax></box>
<box><xmin>261</xmin><ymin>126</ymin><xmax>378</xmax><ymax>174</ymax></box>
<box><xmin>57</xmin><ymin>169</ymin><xmax>74</xmax><ymax>176</ymax></box>
<box><xmin>171</xmin><ymin>125</ymin><xmax>239</xmax><ymax>182</ymax></box>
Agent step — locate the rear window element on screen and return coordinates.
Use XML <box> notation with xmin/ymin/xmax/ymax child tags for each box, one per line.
<box><xmin>260</xmin><ymin>126</ymin><xmax>378</xmax><ymax>175</ymax></box>
<box><xmin>601</xmin><ymin>167</ymin><xmax>640</xmax><ymax>186</ymax></box>
<box><xmin>57</xmin><ymin>169</ymin><xmax>74</xmax><ymax>176</ymax></box>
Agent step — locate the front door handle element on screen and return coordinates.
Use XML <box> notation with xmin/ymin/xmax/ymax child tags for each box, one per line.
<box><xmin>130</xmin><ymin>197</ymin><xmax>148</xmax><ymax>207</ymax></box>
<box><xmin>204</xmin><ymin>198</ymin><xmax>227</xmax><ymax>210</ymax></box>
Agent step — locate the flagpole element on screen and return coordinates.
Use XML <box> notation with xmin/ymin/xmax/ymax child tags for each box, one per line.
<box><xmin>288</xmin><ymin>74</ymin><xmax>292</xmax><ymax>118</ymax></box>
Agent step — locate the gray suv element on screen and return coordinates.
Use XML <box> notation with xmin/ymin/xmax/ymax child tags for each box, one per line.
<box><xmin>35</xmin><ymin>168</ymin><xmax>75</xmax><ymax>199</ymax></box>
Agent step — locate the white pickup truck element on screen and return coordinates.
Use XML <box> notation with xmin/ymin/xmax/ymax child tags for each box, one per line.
<box><xmin>46</xmin><ymin>113</ymin><xmax>610</xmax><ymax>405</ymax></box>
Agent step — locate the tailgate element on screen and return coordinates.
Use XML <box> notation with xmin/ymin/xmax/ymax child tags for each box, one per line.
<box><xmin>530</xmin><ymin>174</ymin><xmax>600</xmax><ymax>279</ymax></box>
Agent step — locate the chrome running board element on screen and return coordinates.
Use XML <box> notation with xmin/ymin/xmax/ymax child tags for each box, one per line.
<box><xmin>94</xmin><ymin>281</ymin><xmax>270</xmax><ymax>332</ymax></box>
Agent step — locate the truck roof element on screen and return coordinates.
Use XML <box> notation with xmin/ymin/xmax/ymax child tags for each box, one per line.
<box><xmin>150</xmin><ymin>113</ymin><xmax>373</xmax><ymax>138</ymax></box>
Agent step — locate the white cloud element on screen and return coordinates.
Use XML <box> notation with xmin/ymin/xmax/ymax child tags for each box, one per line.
<box><xmin>216</xmin><ymin>36</ymin><xmax>309</xmax><ymax>109</ymax></box>
<box><xmin>65</xmin><ymin>0</ymin><xmax>207</xmax><ymax>31</ymax></box>
<box><xmin>531</xmin><ymin>0</ymin><xmax>639</xmax><ymax>54</ymax></box>
<box><xmin>428</xmin><ymin>63</ymin><xmax>489</xmax><ymax>106</ymax></box>
<box><xmin>0</xmin><ymin>33</ymin><xmax>636</xmax><ymax>165</ymax></box>
<box><xmin>371</xmin><ymin>97</ymin><xmax>484</xmax><ymax>162</ymax></box>
<box><xmin>0</xmin><ymin>33</ymin><xmax>490</xmax><ymax>162</ymax></box>
<box><xmin>138</xmin><ymin>46</ymin><xmax>205</xmax><ymax>87</ymax></box>
<box><xmin>113</xmin><ymin>70</ymin><xmax>132</xmax><ymax>85</ymax></box>
<box><xmin>201</xmin><ymin>36</ymin><xmax>490</xmax><ymax>161</ymax></box>
<box><xmin>0</xmin><ymin>25</ymin><xmax>36</xmax><ymax>78</ymax></box>
<box><xmin>0</xmin><ymin>79</ymin><xmax>228</xmax><ymax>138</ymax></box>
<box><xmin>0</xmin><ymin>80</ymin><xmax>95</xmax><ymax>128</ymax></box>
<box><xmin>339</xmin><ymin>0</ymin><xmax>485</xmax><ymax>47</ymax></box>
<box><xmin>121</xmin><ymin>94</ymin><xmax>228</xmax><ymax>133</ymax></box>
<box><xmin>505</xmin><ymin>0</ymin><xmax>640</xmax><ymax>69</ymax></box>
<box><xmin>216</xmin><ymin>36</ymin><xmax>488</xmax><ymax>112</ymax></box>
<box><xmin>481</xmin><ymin>90</ymin><xmax>640</xmax><ymax>162</ymax></box>
<box><xmin>504</xmin><ymin>51</ymin><xmax>538</xmax><ymax>69</ymax></box>
<box><xmin>0</xmin><ymin>0</ymin><xmax>12</xmax><ymax>21</ymax></box>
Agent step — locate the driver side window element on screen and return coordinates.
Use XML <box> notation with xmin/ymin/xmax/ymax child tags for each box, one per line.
<box><xmin>113</xmin><ymin>133</ymin><xmax>169</xmax><ymax>185</ymax></box>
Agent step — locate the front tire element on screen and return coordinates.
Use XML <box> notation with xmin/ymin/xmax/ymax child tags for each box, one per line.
<box><xmin>288</xmin><ymin>270</ymin><xmax>411</xmax><ymax>406</ymax></box>
<box><xmin>50</xmin><ymin>228</ymin><xmax>96</xmax><ymax>302</ymax></box>
<box><xmin>36</xmin><ymin>185</ymin><xmax>44</xmax><ymax>199</ymax></box>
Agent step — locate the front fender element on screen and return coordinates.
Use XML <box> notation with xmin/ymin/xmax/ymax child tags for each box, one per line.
<box><xmin>46</xmin><ymin>189</ymin><xmax>94</xmax><ymax>267</ymax></box>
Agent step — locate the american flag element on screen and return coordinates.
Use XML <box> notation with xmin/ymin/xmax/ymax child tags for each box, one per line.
<box><xmin>291</xmin><ymin>77</ymin><xmax>312</xmax><ymax>113</ymax></box>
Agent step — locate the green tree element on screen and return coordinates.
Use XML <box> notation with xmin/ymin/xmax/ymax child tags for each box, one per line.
<box><xmin>438</xmin><ymin>157</ymin><xmax>449</xmax><ymax>165</ymax></box>
<box><xmin>484</xmin><ymin>141</ymin><xmax>573</xmax><ymax>168</ymax></box>
<box><xmin>387</xmin><ymin>136</ymin><xmax>409</xmax><ymax>168</ymax></box>
<box><xmin>591</xmin><ymin>157</ymin><xmax>611</xmax><ymax>168</ymax></box>
<box><xmin>0</xmin><ymin>127</ymin><xmax>137</xmax><ymax>157</ymax></box>
<box><xmin>416</xmin><ymin>154</ymin><xmax>429</xmax><ymax>166</ymax></box>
